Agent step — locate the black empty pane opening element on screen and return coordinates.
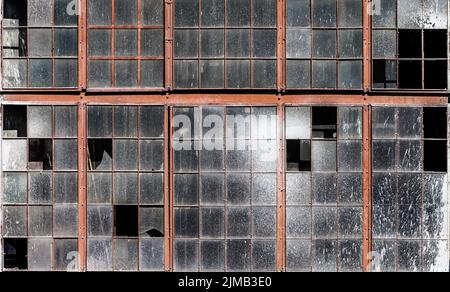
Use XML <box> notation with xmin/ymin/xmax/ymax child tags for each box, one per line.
<box><xmin>424</xmin><ymin>140</ymin><xmax>447</xmax><ymax>172</ymax></box>
<box><xmin>286</xmin><ymin>140</ymin><xmax>311</xmax><ymax>171</ymax></box>
<box><xmin>3</xmin><ymin>0</ymin><xmax>27</xmax><ymax>26</ymax></box>
<box><xmin>423</xmin><ymin>107</ymin><xmax>447</xmax><ymax>139</ymax></box>
<box><xmin>3</xmin><ymin>105</ymin><xmax>27</xmax><ymax>137</ymax></box>
<box><xmin>3</xmin><ymin>238</ymin><xmax>28</xmax><ymax>270</ymax></box>
<box><xmin>424</xmin><ymin>61</ymin><xmax>447</xmax><ymax>89</ymax></box>
<box><xmin>373</xmin><ymin>60</ymin><xmax>397</xmax><ymax>88</ymax></box>
<box><xmin>29</xmin><ymin>139</ymin><xmax>53</xmax><ymax>170</ymax></box>
<box><xmin>114</xmin><ymin>205</ymin><xmax>139</xmax><ymax>237</ymax></box>
<box><xmin>424</xmin><ymin>30</ymin><xmax>447</xmax><ymax>58</ymax></box>
<box><xmin>398</xmin><ymin>30</ymin><xmax>422</xmax><ymax>58</ymax></box>
<box><xmin>312</xmin><ymin>107</ymin><xmax>337</xmax><ymax>138</ymax></box>
<box><xmin>398</xmin><ymin>61</ymin><xmax>422</xmax><ymax>89</ymax></box>
<box><xmin>88</xmin><ymin>139</ymin><xmax>113</xmax><ymax>170</ymax></box>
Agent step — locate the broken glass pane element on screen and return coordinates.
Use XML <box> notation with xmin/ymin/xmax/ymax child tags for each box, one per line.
<box><xmin>28</xmin><ymin>0</ymin><xmax>53</xmax><ymax>26</ymax></box>
<box><xmin>252</xmin><ymin>174</ymin><xmax>277</xmax><ymax>205</ymax></box>
<box><xmin>338</xmin><ymin>174</ymin><xmax>363</xmax><ymax>204</ymax></box>
<box><xmin>227</xmin><ymin>207</ymin><xmax>250</xmax><ymax>237</ymax></box>
<box><xmin>174</xmin><ymin>239</ymin><xmax>198</xmax><ymax>271</ymax></box>
<box><xmin>313</xmin><ymin>0</ymin><xmax>337</xmax><ymax>27</ymax></box>
<box><xmin>286</xmin><ymin>240</ymin><xmax>311</xmax><ymax>271</ymax></box>
<box><xmin>286</xmin><ymin>207</ymin><xmax>311</xmax><ymax>238</ymax></box>
<box><xmin>372</xmin><ymin>30</ymin><xmax>397</xmax><ymax>59</ymax></box>
<box><xmin>87</xmin><ymin>239</ymin><xmax>112</xmax><ymax>271</ymax></box>
<box><xmin>140</xmin><ymin>207</ymin><xmax>164</xmax><ymax>237</ymax></box>
<box><xmin>29</xmin><ymin>172</ymin><xmax>52</xmax><ymax>204</ymax></box>
<box><xmin>338</xmin><ymin>141</ymin><xmax>362</xmax><ymax>172</ymax></box>
<box><xmin>252</xmin><ymin>207</ymin><xmax>276</xmax><ymax>238</ymax></box>
<box><xmin>286</xmin><ymin>60</ymin><xmax>311</xmax><ymax>89</ymax></box>
<box><xmin>88</xmin><ymin>173</ymin><xmax>112</xmax><ymax>203</ymax></box>
<box><xmin>372</xmin><ymin>173</ymin><xmax>397</xmax><ymax>205</ymax></box>
<box><xmin>114</xmin><ymin>106</ymin><xmax>137</xmax><ymax>138</ymax></box>
<box><xmin>226</xmin><ymin>239</ymin><xmax>251</xmax><ymax>271</ymax></box>
<box><xmin>286</xmin><ymin>173</ymin><xmax>311</xmax><ymax>205</ymax></box>
<box><xmin>226</xmin><ymin>174</ymin><xmax>251</xmax><ymax>205</ymax></box>
<box><xmin>3</xmin><ymin>172</ymin><xmax>27</xmax><ymax>204</ymax></box>
<box><xmin>397</xmin><ymin>241</ymin><xmax>421</xmax><ymax>272</ymax></box>
<box><xmin>252</xmin><ymin>0</ymin><xmax>276</xmax><ymax>27</ymax></box>
<box><xmin>200</xmin><ymin>208</ymin><xmax>225</xmax><ymax>238</ymax></box>
<box><xmin>53</xmin><ymin>204</ymin><xmax>78</xmax><ymax>237</ymax></box>
<box><xmin>286</xmin><ymin>0</ymin><xmax>310</xmax><ymax>27</ymax></box>
<box><xmin>139</xmin><ymin>238</ymin><xmax>164</xmax><ymax>271</ymax></box>
<box><xmin>200</xmin><ymin>241</ymin><xmax>225</xmax><ymax>271</ymax></box>
<box><xmin>88</xmin><ymin>60</ymin><xmax>112</xmax><ymax>88</ymax></box>
<box><xmin>142</xmin><ymin>0</ymin><xmax>164</xmax><ymax>25</ymax></box>
<box><xmin>339</xmin><ymin>240</ymin><xmax>362</xmax><ymax>272</ymax></box>
<box><xmin>252</xmin><ymin>240</ymin><xmax>276</xmax><ymax>271</ymax></box>
<box><xmin>140</xmin><ymin>173</ymin><xmax>164</xmax><ymax>205</ymax></box>
<box><xmin>114</xmin><ymin>239</ymin><xmax>138</xmax><ymax>271</ymax></box>
<box><xmin>114</xmin><ymin>173</ymin><xmax>138</xmax><ymax>204</ymax></box>
<box><xmin>313</xmin><ymin>207</ymin><xmax>338</xmax><ymax>238</ymax></box>
<box><xmin>372</xmin><ymin>140</ymin><xmax>396</xmax><ymax>171</ymax></box>
<box><xmin>174</xmin><ymin>174</ymin><xmax>199</xmax><ymax>205</ymax></box>
<box><xmin>372</xmin><ymin>205</ymin><xmax>396</xmax><ymax>238</ymax></box>
<box><xmin>87</xmin><ymin>206</ymin><xmax>113</xmax><ymax>236</ymax></box>
<box><xmin>28</xmin><ymin>206</ymin><xmax>52</xmax><ymax>236</ymax></box>
<box><xmin>114</xmin><ymin>140</ymin><xmax>138</xmax><ymax>170</ymax></box>
<box><xmin>398</xmin><ymin>140</ymin><xmax>422</xmax><ymax>171</ymax></box>
<box><xmin>174</xmin><ymin>208</ymin><xmax>199</xmax><ymax>237</ymax></box>
<box><xmin>338</xmin><ymin>207</ymin><xmax>363</xmax><ymax>237</ymax></box>
<box><xmin>54</xmin><ymin>239</ymin><xmax>78</xmax><ymax>271</ymax></box>
<box><xmin>312</xmin><ymin>173</ymin><xmax>337</xmax><ymax>204</ymax></box>
<box><xmin>312</xmin><ymin>240</ymin><xmax>337</xmax><ymax>272</ymax></box>
<box><xmin>28</xmin><ymin>239</ymin><xmax>52</xmax><ymax>271</ymax></box>
<box><xmin>3</xmin><ymin>206</ymin><xmax>27</xmax><ymax>237</ymax></box>
<box><xmin>227</xmin><ymin>0</ymin><xmax>250</xmax><ymax>27</ymax></box>
<box><xmin>54</xmin><ymin>140</ymin><xmax>78</xmax><ymax>170</ymax></box>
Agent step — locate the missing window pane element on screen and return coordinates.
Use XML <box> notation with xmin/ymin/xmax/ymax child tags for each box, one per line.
<box><xmin>3</xmin><ymin>105</ymin><xmax>27</xmax><ymax>138</ymax></box>
<box><xmin>88</xmin><ymin>139</ymin><xmax>113</xmax><ymax>170</ymax></box>
<box><xmin>3</xmin><ymin>238</ymin><xmax>27</xmax><ymax>270</ymax></box>
<box><xmin>29</xmin><ymin>139</ymin><xmax>53</xmax><ymax>170</ymax></box>
<box><xmin>424</xmin><ymin>140</ymin><xmax>447</xmax><ymax>172</ymax></box>
<box><xmin>423</xmin><ymin>107</ymin><xmax>447</xmax><ymax>139</ymax></box>
<box><xmin>424</xmin><ymin>61</ymin><xmax>447</xmax><ymax>90</ymax></box>
<box><xmin>312</xmin><ymin>107</ymin><xmax>337</xmax><ymax>139</ymax></box>
<box><xmin>398</xmin><ymin>61</ymin><xmax>422</xmax><ymax>89</ymax></box>
<box><xmin>424</xmin><ymin>30</ymin><xmax>447</xmax><ymax>58</ymax></box>
<box><xmin>398</xmin><ymin>30</ymin><xmax>422</xmax><ymax>58</ymax></box>
<box><xmin>286</xmin><ymin>140</ymin><xmax>311</xmax><ymax>171</ymax></box>
<box><xmin>373</xmin><ymin>60</ymin><xmax>397</xmax><ymax>89</ymax></box>
<box><xmin>114</xmin><ymin>205</ymin><xmax>139</xmax><ymax>237</ymax></box>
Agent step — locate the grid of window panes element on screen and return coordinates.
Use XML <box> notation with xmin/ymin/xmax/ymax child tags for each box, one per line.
<box><xmin>173</xmin><ymin>106</ymin><xmax>278</xmax><ymax>271</ymax></box>
<box><xmin>371</xmin><ymin>107</ymin><xmax>448</xmax><ymax>272</ymax></box>
<box><xmin>1</xmin><ymin>105</ymin><xmax>78</xmax><ymax>271</ymax></box>
<box><xmin>86</xmin><ymin>106</ymin><xmax>165</xmax><ymax>271</ymax></box>
<box><xmin>286</xmin><ymin>0</ymin><xmax>363</xmax><ymax>89</ymax></box>
<box><xmin>173</xmin><ymin>0</ymin><xmax>277</xmax><ymax>89</ymax></box>
<box><xmin>1</xmin><ymin>0</ymin><xmax>78</xmax><ymax>88</ymax></box>
<box><xmin>372</xmin><ymin>0</ymin><xmax>448</xmax><ymax>90</ymax></box>
<box><xmin>87</xmin><ymin>0</ymin><xmax>164</xmax><ymax>88</ymax></box>
<box><xmin>285</xmin><ymin>106</ymin><xmax>363</xmax><ymax>271</ymax></box>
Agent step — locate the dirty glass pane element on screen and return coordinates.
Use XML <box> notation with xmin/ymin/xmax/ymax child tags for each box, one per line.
<box><xmin>55</xmin><ymin>0</ymin><xmax>78</xmax><ymax>25</ymax></box>
<box><xmin>200</xmin><ymin>60</ymin><xmax>224</xmax><ymax>88</ymax></box>
<box><xmin>87</xmin><ymin>239</ymin><xmax>113</xmax><ymax>271</ymax></box>
<box><xmin>174</xmin><ymin>208</ymin><xmax>199</xmax><ymax>237</ymax></box>
<box><xmin>312</xmin><ymin>240</ymin><xmax>337</xmax><ymax>272</ymax></box>
<box><xmin>312</xmin><ymin>173</ymin><xmax>337</xmax><ymax>204</ymax></box>
<box><xmin>226</xmin><ymin>60</ymin><xmax>250</xmax><ymax>88</ymax></box>
<box><xmin>313</xmin><ymin>0</ymin><xmax>337</xmax><ymax>27</ymax></box>
<box><xmin>115</xmin><ymin>30</ymin><xmax>138</xmax><ymax>56</ymax></box>
<box><xmin>200</xmin><ymin>174</ymin><xmax>224</xmax><ymax>205</ymax></box>
<box><xmin>286</xmin><ymin>0</ymin><xmax>310</xmax><ymax>27</ymax></box>
<box><xmin>398</xmin><ymin>241</ymin><xmax>421</xmax><ymax>271</ymax></box>
<box><xmin>114</xmin><ymin>140</ymin><xmax>138</xmax><ymax>170</ymax></box>
<box><xmin>398</xmin><ymin>204</ymin><xmax>421</xmax><ymax>238</ymax></box>
<box><xmin>88</xmin><ymin>106</ymin><xmax>112</xmax><ymax>137</ymax></box>
<box><xmin>114</xmin><ymin>106</ymin><xmax>137</xmax><ymax>138</ymax></box>
<box><xmin>54</xmin><ymin>107</ymin><xmax>77</xmax><ymax>138</ymax></box>
<box><xmin>54</xmin><ymin>173</ymin><xmax>77</xmax><ymax>203</ymax></box>
<box><xmin>252</xmin><ymin>240</ymin><xmax>276</xmax><ymax>271</ymax></box>
<box><xmin>398</xmin><ymin>140</ymin><xmax>422</xmax><ymax>171</ymax></box>
<box><xmin>227</xmin><ymin>0</ymin><xmax>250</xmax><ymax>27</ymax></box>
<box><xmin>3</xmin><ymin>206</ymin><xmax>27</xmax><ymax>237</ymax></box>
<box><xmin>227</xmin><ymin>207</ymin><xmax>250</xmax><ymax>237</ymax></box>
<box><xmin>88</xmin><ymin>173</ymin><xmax>112</xmax><ymax>203</ymax></box>
<box><xmin>140</xmin><ymin>140</ymin><xmax>164</xmax><ymax>171</ymax></box>
<box><xmin>312</xmin><ymin>141</ymin><xmax>337</xmax><ymax>171</ymax></box>
<box><xmin>2</xmin><ymin>140</ymin><xmax>27</xmax><ymax>171</ymax></box>
<box><xmin>28</xmin><ymin>206</ymin><xmax>52</xmax><ymax>236</ymax></box>
<box><xmin>141</xmin><ymin>29</ymin><xmax>164</xmax><ymax>56</ymax></box>
<box><xmin>338</xmin><ymin>107</ymin><xmax>362</xmax><ymax>139</ymax></box>
<box><xmin>30</xmin><ymin>59</ymin><xmax>53</xmax><ymax>87</ymax></box>
<box><xmin>372</xmin><ymin>240</ymin><xmax>396</xmax><ymax>271</ymax></box>
<box><xmin>423</xmin><ymin>174</ymin><xmax>448</xmax><ymax>239</ymax></box>
<box><xmin>286</xmin><ymin>107</ymin><xmax>311</xmax><ymax>140</ymax></box>
<box><xmin>174</xmin><ymin>174</ymin><xmax>199</xmax><ymax>205</ymax></box>
<box><xmin>174</xmin><ymin>60</ymin><xmax>199</xmax><ymax>88</ymax></box>
<box><xmin>139</xmin><ymin>106</ymin><xmax>164</xmax><ymax>138</ymax></box>
<box><xmin>115</xmin><ymin>60</ymin><xmax>138</xmax><ymax>87</ymax></box>
<box><xmin>252</xmin><ymin>140</ymin><xmax>277</xmax><ymax>171</ymax></box>
<box><xmin>252</xmin><ymin>0</ymin><xmax>276</xmax><ymax>27</ymax></box>
<box><xmin>174</xmin><ymin>0</ymin><xmax>199</xmax><ymax>27</ymax></box>
<box><xmin>373</xmin><ymin>30</ymin><xmax>397</xmax><ymax>58</ymax></box>
<box><xmin>373</xmin><ymin>0</ymin><xmax>397</xmax><ymax>28</ymax></box>
<box><xmin>338</xmin><ymin>0</ymin><xmax>362</xmax><ymax>27</ymax></box>
<box><xmin>141</xmin><ymin>60</ymin><xmax>164</xmax><ymax>87</ymax></box>
<box><xmin>28</xmin><ymin>106</ymin><xmax>52</xmax><ymax>138</ymax></box>
<box><xmin>200</xmin><ymin>241</ymin><xmax>225</xmax><ymax>271</ymax></box>
<box><xmin>140</xmin><ymin>173</ymin><xmax>164</xmax><ymax>205</ymax></box>
<box><xmin>28</xmin><ymin>0</ymin><xmax>53</xmax><ymax>26</ymax></box>
<box><xmin>174</xmin><ymin>149</ymin><xmax>198</xmax><ymax>172</ymax></box>
<box><xmin>201</xmin><ymin>208</ymin><xmax>225</xmax><ymax>238</ymax></box>
<box><xmin>252</xmin><ymin>174</ymin><xmax>277</xmax><ymax>205</ymax></box>
<box><xmin>201</xmin><ymin>0</ymin><xmax>224</xmax><ymax>27</ymax></box>
<box><xmin>3</xmin><ymin>172</ymin><xmax>27</xmax><ymax>204</ymax></box>
<box><xmin>227</xmin><ymin>174</ymin><xmax>251</xmax><ymax>202</ymax></box>
<box><xmin>373</xmin><ymin>140</ymin><xmax>397</xmax><ymax>171</ymax></box>
<box><xmin>3</xmin><ymin>59</ymin><xmax>27</xmax><ymax>88</ymax></box>
<box><xmin>88</xmin><ymin>0</ymin><xmax>112</xmax><ymax>25</ymax></box>
<box><xmin>55</xmin><ymin>28</ymin><xmax>78</xmax><ymax>56</ymax></box>
<box><xmin>252</xmin><ymin>29</ymin><xmax>277</xmax><ymax>58</ymax></box>
<box><xmin>29</xmin><ymin>172</ymin><xmax>52</xmax><ymax>204</ymax></box>
<box><xmin>423</xmin><ymin>0</ymin><xmax>448</xmax><ymax>29</ymax></box>
<box><xmin>140</xmin><ymin>239</ymin><xmax>164</xmax><ymax>271</ymax></box>
<box><xmin>339</xmin><ymin>208</ymin><xmax>363</xmax><ymax>237</ymax></box>
<box><xmin>54</xmin><ymin>239</ymin><xmax>78</xmax><ymax>271</ymax></box>
<box><xmin>372</xmin><ymin>205</ymin><xmax>396</xmax><ymax>238</ymax></box>
<box><xmin>28</xmin><ymin>29</ymin><xmax>52</xmax><ymax>57</ymax></box>
<box><xmin>286</xmin><ymin>240</ymin><xmax>311</xmax><ymax>271</ymax></box>
<box><xmin>287</xmin><ymin>29</ymin><xmax>311</xmax><ymax>58</ymax></box>
<box><xmin>286</xmin><ymin>173</ymin><xmax>311</xmax><ymax>205</ymax></box>
<box><xmin>398</xmin><ymin>174</ymin><xmax>422</xmax><ymax>205</ymax></box>
<box><xmin>338</xmin><ymin>141</ymin><xmax>362</xmax><ymax>172</ymax></box>
<box><xmin>398</xmin><ymin>108</ymin><xmax>422</xmax><ymax>138</ymax></box>
<box><xmin>54</xmin><ymin>140</ymin><xmax>78</xmax><ymax>170</ymax></box>
<box><xmin>372</xmin><ymin>173</ymin><xmax>397</xmax><ymax>205</ymax></box>
<box><xmin>286</xmin><ymin>60</ymin><xmax>311</xmax><ymax>89</ymax></box>
<box><xmin>53</xmin><ymin>205</ymin><xmax>78</xmax><ymax>237</ymax></box>
<box><xmin>398</xmin><ymin>0</ymin><xmax>421</xmax><ymax>29</ymax></box>
<box><xmin>140</xmin><ymin>207</ymin><xmax>164</xmax><ymax>237</ymax></box>
<box><xmin>142</xmin><ymin>0</ymin><xmax>164</xmax><ymax>25</ymax></box>
<box><xmin>252</xmin><ymin>207</ymin><xmax>276</xmax><ymax>238</ymax></box>
<box><xmin>55</xmin><ymin>59</ymin><xmax>78</xmax><ymax>87</ymax></box>
<box><xmin>422</xmin><ymin>240</ymin><xmax>448</xmax><ymax>272</ymax></box>
<box><xmin>88</xmin><ymin>60</ymin><xmax>112</xmax><ymax>88</ymax></box>
<box><xmin>87</xmin><ymin>206</ymin><xmax>113</xmax><ymax>236</ymax></box>
<box><xmin>174</xmin><ymin>240</ymin><xmax>198</xmax><ymax>271</ymax></box>
<box><xmin>338</xmin><ymin>174</ymin><xmax>363</xmax><ymax>204</ymax></box>
<box><xmin>200</xmin><ymin>149</ymin><xmax>224</xmax><ymax>173</ymax></box>
<box><xmin>114</xmin><ymin>173</ymin><xmax>138</xmax><ymax>204</ymax></box>
<box><xmin>113</xmin><ymin>239</ymin><xmax>138</xmax><ymax>271</ymax></box>
<box><xmin>312</xmin><ymin>207</ymin><xmax>338</xmax><ymax>238</ymax></box>
<box><xmin>88</xmin><ymin>29</ymin><xmax>112</xmax><ymax>56</ymax></box>
<box><xmin>339</xmin><ymin>240</ymin><xmax>362</xmax><ymax>271</ymax></box>
<box><xmin>28</xmin><ymin>239</ymin><xmax>52</xmax><ymax>271</ymax></box>
<box><xmin>312</xmin><ymin>60</ymin><xmax>336</xmax><ymax>88</ymax></box>
<box><xmin>312</xmin><ymin>30</ymin><xmax>336</xmax><ymax>58</ymax></box>
<box><xmin>226</xmin><ymin>29</ymin><xmax>250</xmax><ymax>57</ymax></box>
<box><xmin>115</xmin><ymin>0</ymin><xmax>137</xmax><ymax>25</ymax></box>
<box><xmin>286</xmin><ymin>207</ymin><xmax>311</xmax><ymax>238</ymax></box>
<box><xmin>226</xmin><ymin>239</ymin><xmax>251</xmax><ymax>271</ymax></box>
<box><xmin>339</xmin><ymin>30</ymin><xmax>363</xmax><ymax>58</ymax></box>
<box><xmin>174</xmin><ymin>29</ymin><xmax>198</xmax><ymax>57</ymax></box>
<box><xmin>339</xmin><ymin>61</ymin><xmax>362</xmax><ymax>89</ymax></box>
<box><xmin>372</xmin><ymin>107</ymin><xmax>396</xmax><ymax>138</ymax></box>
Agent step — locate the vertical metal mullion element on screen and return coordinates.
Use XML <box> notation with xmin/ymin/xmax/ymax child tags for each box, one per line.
<box><xmin>362</xmin><ymin>105</ymin><xmax>372</xmax><ymax>272</ymax></box>
<box><xmin>164</xmin><ymin>0</ymin><xmax>174</xmax><ymax>90</ymax></box>
<box><xmin>111</xmin><ymin>0</ymin><xmax>116</xmax><ymax>87</ymax></box>
<box><xmin>79</xmin><ymin>0</ymin><xmax>87</xmax><ymax>89</ymax></box>
<box><xmin>363</xmin><ymin>0</ymin><xmax>371</xmax><ymax>91</ymax></box>
<box><xmin>137</xmin><ymin>0</ymin><xmax>142</xmax><ymax>87</ymax></box>
<box><xmin>276</xmin><ymin>104</ymin><xmax>286</xmax><ymax>272</ymax></box>
<box><xmin>164</xmin><ymin>105</ymin><xmax>173</xmax><ymax>271</ymax></box>
<box><xmin>276</xmin><ymin>0</ymin><xmax>286</xmax><ymax>91</ymax></box>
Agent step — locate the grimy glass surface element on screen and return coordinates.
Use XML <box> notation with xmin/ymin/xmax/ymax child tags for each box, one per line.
<box><xmin>285</xmin><ymin>106</ymin><xmax>363</xmax><ymax>271</ymax></box>
<box><xmin>173</xmin><ymin>0</ymin><xmax>277</xmax><ymax>89</ymax></box>
<box><xmin>1</xmin><ymin>105</ymin><xmax>79</xmax><ymax>271</ymax></box>
<box><xmin>2</xmin><ymin>0</ymin><xmax>79</xmax><ymax>88</ymax></box>
<box><xmin>286</xmin><ymin>0</ymin><xmax>363</xmax><ymax>89</ymax></box>
<box><xmin>86</xmin><ymin>105</ymin><xmax>165</xmax><ymax>271</ymax></box>
<box><xmin>87</xmin><ymin>0</ymin><xmax>164</xmax><ymax>88</ymax></box>
<box><xmin>173</xmin><ymin>106</ymin><xmax>278</xmax><ymax>271</ymax></box>
<box><xmin>371</xmin><ymin>107</ymin><xmax>448</xmax><ymax>271</ymax></box>
<box><xmin>372</xmin><ymin>0</ymin><xmax>448</xmax><ymax>90</ymax></box>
